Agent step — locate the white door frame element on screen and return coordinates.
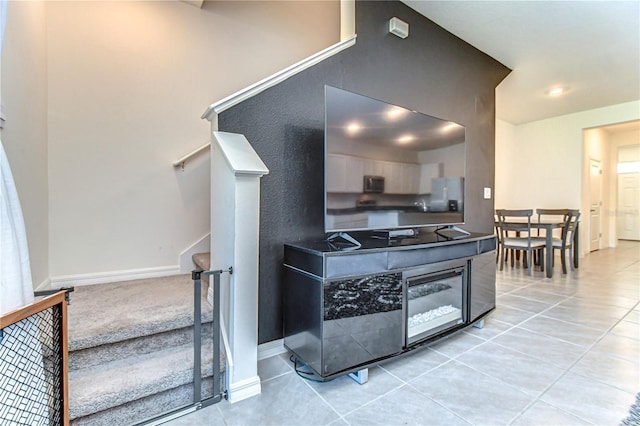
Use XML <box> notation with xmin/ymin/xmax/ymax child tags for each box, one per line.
<box><xmin>589</xmin><ymin>158</ymin><xmax>603</xmax><ymax>252</ymax></box>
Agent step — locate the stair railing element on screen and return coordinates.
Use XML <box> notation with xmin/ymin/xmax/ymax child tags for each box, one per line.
<box><xmin>0</xmin><ymin>288</ymin><xmax>74</xmax><ymax>426</ymax></box>
<box><xmin>191</xmin><ymin>266</ymin><xmax>232</xmax><ymax>405</ymax></box>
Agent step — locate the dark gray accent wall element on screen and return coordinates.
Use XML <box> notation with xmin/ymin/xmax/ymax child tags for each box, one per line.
<box><xmin>218</xmin><ymin>0</ymin><xmax>510</xmax><ymax>344</ymax></box>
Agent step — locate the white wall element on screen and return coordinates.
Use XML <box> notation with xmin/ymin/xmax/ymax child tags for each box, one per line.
<box><xmin>1</xmin><ymin>1</ymin><xmax>49</xmax><ymax>288</ymax></box>
<box><xmin>495</xmin><ymin>100</ymin><xmax>640</xmax><ymax>254</ymax></box>
<box><xmin>494</xmin><ymin>119</ymin><xmax>517</xmax><ymax>210</ymax></box>
<box><xmin>418</xmin><ymin>143</ymin><xmax>466</xmax><ymax>178</ymax></box>
<box><xmin>44</xmin><ymin>1</ymin><xmax>339</xmax><ymax>278</ymax></box>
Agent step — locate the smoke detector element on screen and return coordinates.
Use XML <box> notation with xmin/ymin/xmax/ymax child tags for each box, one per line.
<box><xmin>389</xmin><ymin>17</ymin><xmax>409</xmax><ymax>39</ymax></box>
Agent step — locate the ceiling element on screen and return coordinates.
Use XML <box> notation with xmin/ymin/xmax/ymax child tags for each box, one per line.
<box><xmin>402</xmin><ymin>1</ymin><xmax>640</xmax><ymax>125</ymax></box>
<box><xmin>326</xmin><ymin>86</ymin><xmax>465</xmax><ymax>152</ymax></box>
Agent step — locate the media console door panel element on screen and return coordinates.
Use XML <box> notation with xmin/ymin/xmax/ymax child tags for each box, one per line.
<box><xmin>322</xmin><ymin>273</ymin><xmax>403</xmax><ymax>375</ymax></box>
<box><xmin>470</xmin><ymin>251</ymin><xmax>497</xmax><ymax>322</ymax></box>
<box><xmin>283</xmin><ymin>268</ymin><xmax>323</xmax><ymax>374</ymax></box>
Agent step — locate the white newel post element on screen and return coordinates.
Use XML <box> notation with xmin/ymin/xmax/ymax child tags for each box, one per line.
<box><xmin>210</xmin><ymin>131</ymin><xmax>268</xmax><ymax>403</ymax></box>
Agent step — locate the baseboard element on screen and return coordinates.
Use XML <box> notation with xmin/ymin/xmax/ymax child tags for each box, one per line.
<box><xmin>179</xmin><ymin>233</ymin><xmax>211</xmax><ymax>273</ymax></box>
<box><xmin>226</xmin><ymin>375</ymin><xmax>262</xmax><ymax>404</ymax></box>
<box><xmin>34</xmin><ymin>277</ymin><xmax>52</xmax><ymax>292</ymax></box>
<box><xmin>49</xmin><ymin>265</ymin><xmax>182</xmax><ymax>287</ymax></box>
<box><xmin>257</xmin><ymin>338</ymin><xmax>286</xmax><ymax>360</ymax></box>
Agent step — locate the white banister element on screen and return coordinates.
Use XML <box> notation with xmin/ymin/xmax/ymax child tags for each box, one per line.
<box><xmin>172</xmin><ymin>142</ymin><xmax>211</xmax><ymax>170</ymax></box>
<box><xmin>210</xmin><ymin>131</ymin><xmax>268</xmax><ymax>403</ymax></box>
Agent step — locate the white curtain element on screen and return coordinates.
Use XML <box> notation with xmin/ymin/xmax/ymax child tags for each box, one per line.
<box><xmin>0</xmin><ymin>2</ymin><xmax>49</xmax><ymax>424</ymax></box>
<box><xmin>0</xmin><ymin>0</ymin><xmax>34</xmax><ymax>317</ymax></box>
<box><xmin>0</xmin><ymin>139</ymin><xmax>34</xmax><ymax>314</ymax></box>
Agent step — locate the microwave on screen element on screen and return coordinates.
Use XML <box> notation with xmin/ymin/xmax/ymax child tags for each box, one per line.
<box><xmin>363</xmin><ymin>175</ymin><xmax>385</xmax><ymax>193</ymax></box>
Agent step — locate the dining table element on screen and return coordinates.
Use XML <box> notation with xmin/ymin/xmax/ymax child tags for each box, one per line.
<box><xmin>497</xmin><ymin>217</ymin><xmax>579</xmax><ymax>278</ymax></box>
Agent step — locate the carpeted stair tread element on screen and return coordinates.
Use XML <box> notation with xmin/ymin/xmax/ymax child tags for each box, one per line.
<box><xmin>71</xmin><ymin>379</ymin><xmax>215</xmax><ymax>426</ymax></box>
<box><xmin>69</xmin><ymin>323</ymin><xmax>214</xmax><ymax>371</ymax></box>
<box><xmin>66</xmin><ymin>273</ymin><xmax>224</xmax><ymax>423</ymax></box>
<box><xmin>67</xmin><ymin>274</ymin><xmax>212</xmax><ymax>351</ymax></box>
<box><xmin>69</xmin><ymin>339</ymin><xmax>215</xmax><ymax>419</ymax></box>
<box><xmin>192</xmin><ymin>252</ymin><xmax>211</xmax><ymax>271</ymax></box>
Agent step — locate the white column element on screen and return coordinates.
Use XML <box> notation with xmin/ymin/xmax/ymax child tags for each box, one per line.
<box><xmin>210</xmin><ymin>131</ymin><xmax>268</xmax><ymax>403</ymax></box>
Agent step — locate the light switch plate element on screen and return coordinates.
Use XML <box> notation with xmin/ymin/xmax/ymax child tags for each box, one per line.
<box><xmin>483</xmin><ymin>187</ymin><xmax>491</xmax><ymax>199</ymax></box>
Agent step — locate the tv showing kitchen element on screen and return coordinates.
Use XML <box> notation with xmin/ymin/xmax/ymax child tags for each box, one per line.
<box><xmin>324</xmin><ymin>85</ymin><xmax>466</xmax><ymax>236</ymax></box>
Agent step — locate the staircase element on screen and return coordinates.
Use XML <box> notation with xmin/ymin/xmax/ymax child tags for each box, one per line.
<box><xmin>67</xmin><ymin>257</ymin><xmax>221</xmax><ymax>425</ymax></box>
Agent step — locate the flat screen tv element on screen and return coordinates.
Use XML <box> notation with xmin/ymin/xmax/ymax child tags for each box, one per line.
<box><xmin>324</xmin><ymin>85</ymin><xmax>466</xmax><ymax>236</ymax></box>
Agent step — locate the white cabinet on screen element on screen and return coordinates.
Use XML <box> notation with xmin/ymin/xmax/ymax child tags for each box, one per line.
<box><xmin>402</xmin><ymin>163</ymin><xmax>420</xmax><ymax>194</ymax></box>
<box><xmin>383</xmin><ymin>162</ymin><xmax>419</xmax><ymax>194</ymax></box>
<box><xmin>418</xmin><ymin>163</ymin><xmax>442</xmax><ymax>194</ymax></box>
<box><xmin>382</xmin><ymin>161</ymin><xmax>403</xmax><ymax>194</ymax></box>
<box><xmin>329</xmin><ymin>155</ymin><xmax>419</xmax><ymax>194</ymax></box>
<box><xmin>363</xmin><ymin>159</ymin><xmax>386</xmax><ymax>177</ymax></box>
<box><xmin>326</xmin><ymin>154</ymin><xmax>365</xmax><ymax>193</ymax></box>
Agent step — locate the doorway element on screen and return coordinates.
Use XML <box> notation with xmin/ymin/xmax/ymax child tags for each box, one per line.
<box><xmin>617</xmin><ymin>144</ymin><xmax>640</xmax><ymax>241</ymax></box>
<box><xmin>589</xmin><ymin>158</ymin><xmax>602</xmax><ymax>252</ymax></box>
<box><xmin>618</xmin><ymin>173</ymin><xmax>640</xmax><ymax>240</ymax></box>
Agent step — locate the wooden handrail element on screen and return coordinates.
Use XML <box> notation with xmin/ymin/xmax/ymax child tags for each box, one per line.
<box><xmin>0</xmin><ymin>291</ymin><xmax>66</xmax><ymax>328</ymax></box>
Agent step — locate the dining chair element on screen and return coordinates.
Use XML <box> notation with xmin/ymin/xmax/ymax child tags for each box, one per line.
<box><xmin>496</xmin><ymin>209</ymin><xmax>546</xmax><ymax>275</ymax></box>
<box><xmin>533</xmin><ymin>208</ymin><xmax>569</xmax><ymax>265</ymax></box>
<box><xmin>536</xmin><ymin>208</ymin><xmax>570</xmax><ymax>236</ymax></box>
<box><xmin>494</xmin><ymin>213</ymin><xmax>522</xmax><ymax>267</ymax></box>
<box><xmin>551</xmin><ymin>209</ymin><xmax>581</xmax><ymax>274</ymax></box>
<box><xmin>494</xmin><ymin>217</ymin><xmax>501</xmax><ymax>264</ymax></box>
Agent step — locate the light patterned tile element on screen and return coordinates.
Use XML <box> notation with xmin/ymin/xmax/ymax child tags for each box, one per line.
<box><xmin>497</xmin><ymin>294</ymin><xmax>554</xmax><ymax>313</ymax></box>
<box><xmin>509</xmin><ymin>287</ymin><xmax>569</xmax><ymax>304</ymax></box>
<box><xmin>305</xmin><ymin>366</ymin><xmax>403</xmax><ymax>416</ymax></box>
<box><xmin>258</xmin><ymin>353</ymin><xmax>293</xmax><ymax>381</ymax></box>
<box><xmin>557</xmin><ymin>297</ymin><xmax>632</xmax><ymax>319</ymax></box>
<box><xmin>379</xmin><ymin>347</ymin><xmax>450</xmax><ymax>382</ymax></box>
<box><xmin>540</xmin><ymin>305</ymin><xmax>621</xmax><ymax>332</ymax></box>
<box><xmin>590</xmin><ymin>333</ymin><xmax>640</xmax><ymax>364</ymax></box>
<box><xmin>217</xmin><ymin>373</ymin><xmax>339</xmax><ymax>425</ymax></box>
<box><xmin>490</xmin><ymin>304</ymin><xmax>537</xmax><ymax>325</ymax></box>
<box><xmin>427</xmin><ymin>330</ymin><xmax>486</xmax><ymax>359</ymax></box>
<box><xmin>571</xmin><ymin>293</ymin><xmax>638</xmax><ymax>310</ymax></box>
<box><xmin>519</xmin><ymin>315</ymin><xmax>605</xmax><ymax>348</ymax></box>
<box><xmin>611</xmin><ymin>320</ymin><xmax>640</xmax><ymax>341</ymax></box>
<box><xmin>492</xmin><ymin>326</ymin><xmax>586</xmax><ymax>369</ymax></box>
<box><xmin>456</xmin><ymin>341</ymin><xmax>565</xmax><ymax>396</ymax></box>
<box><xmin>344</xmin><ymin>384</ymin><xmax>470</xmax><ymax>425</ymax></box>
<box><xmin>540</xmin><ymin>372</ymin><xmax>636</xmax><ymax>425</ymax></box>
<box><xmin>462</xmin><ymin>317</ymin><xmax>513</xmax><ymax>340</ymax></box>
<box><xmin>511</xmin><ymin>400</ymin><xmax>591</xmax><ymax>425</ymax></box>
<box><xmin>624</xmin><ymin>309</ymin><xmax>640</xmax><ymax>324</ymax></box>
<box><xmin>570</xmin><ymin>350</ymin><xmax>640</xmax><ymax>394</ymax></box>
<box><xmin>410</xmin><ymin>361</ymin><xmax>535</xmax><ymax>425</ymax></box>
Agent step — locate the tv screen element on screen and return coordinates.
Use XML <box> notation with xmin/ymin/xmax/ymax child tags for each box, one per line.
<box><xmin>324</xmin><ymin>85</ymin><xmax>466</xmax><ymax>234</ymax></box>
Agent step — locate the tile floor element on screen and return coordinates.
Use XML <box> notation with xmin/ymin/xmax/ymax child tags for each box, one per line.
<box><xmin>164</xmin><ymin>241</ymin><xmax>639</xmax><ymax>425</ymax></box>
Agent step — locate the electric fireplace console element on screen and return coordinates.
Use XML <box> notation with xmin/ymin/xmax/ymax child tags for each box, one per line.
<box><xmin>283</xmin><ymin>232</ymin><xmax>496</xmax><ymax>380</ymax></box>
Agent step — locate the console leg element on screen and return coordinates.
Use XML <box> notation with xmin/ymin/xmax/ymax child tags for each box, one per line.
<box><xmin>348</xmin><ymin>368</ymin><xmax>369</xmax><ymax>385</ymax></box>
<box><xmin>473</xmin><ymin>319</ymin><xmax>485</xmax><ymax>329</ymax></box>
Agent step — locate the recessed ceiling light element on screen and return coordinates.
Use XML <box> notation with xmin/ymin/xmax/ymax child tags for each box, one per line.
<box><xmin>546</xmin><ymin>87</ymin><xmax>565</xmax><ymax>96</ymax></box>
<box><xmin>441</xmin><ymin>122</ymin><xmax>461</xmax><ymax>132</ymax></box>
<box><xmin>346</xmin><ymin>122</ymin><xmax>361</xmax><ymax>135</ymax></box>
<box><xmin>397</xmin><ymin>134</ymin><xmax>415</xmax><ymax>144</ymax></box>
<box><xmin>387</xmin><ymin>107</ymin><xmax>406</xmax><ymax>120</ymax></box>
